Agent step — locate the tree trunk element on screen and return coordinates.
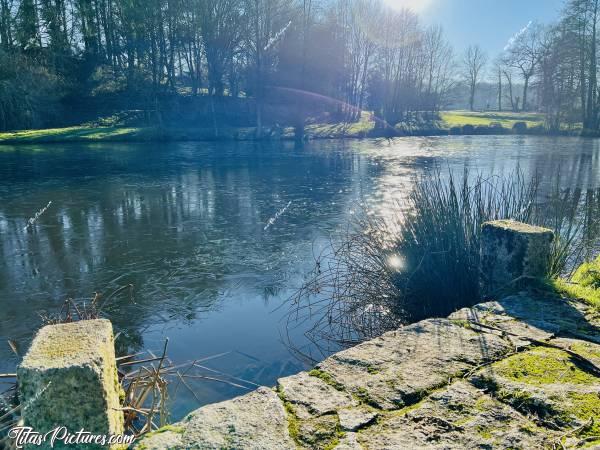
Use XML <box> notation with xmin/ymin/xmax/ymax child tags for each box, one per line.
<box><xmin>522</xmin><ymin>76</ymin><xmax>529</xmax><ymax>112</ymax></box>
<box><xmin>587</xmin><ymin>0</ymin><xmax>598</xmax><ymax>129</ymax></box>
<box><xmin>254</xmin><ymin>0</ymin><xmax>262</xmax><ymax>139</ymax></box>
<box><xmin>469</xmin><ymin>82</ymin><xmax>475</xmax><ymax>111</ymax></box>
<box><xmin>498</xmin><ymin>69</ymin><xmax>502</xmax><ymax>111</ymax></box>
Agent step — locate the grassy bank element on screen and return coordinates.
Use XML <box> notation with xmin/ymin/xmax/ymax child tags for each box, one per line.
<box><xmin>440</xmin><ymin>110</ymin><xmax>546</xmax><ymax>129</ymax></box>
<box><xmin>553</xmin><ymin>256</ymin><xmax>600</xmax><ymax>311</ymax></box>
<box><xmin>0</xmin><ymin>110</ymin><xmax>555</xmax><ymax>145</ymax></box>
<box><xmin>0</xmin><ymin>125</ymin><xmax>262</xmax><ymax>144</ymax></box>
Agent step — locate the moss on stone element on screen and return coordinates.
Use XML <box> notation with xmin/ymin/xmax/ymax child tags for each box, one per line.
<box><xmin>322</xmin><ymin>427</ymin><xmax>346</xmax><ymax>450</ymax></box>
<box><xmin>308</xmin><ymin>369</ymin><xmax>346</xmax><ymax>391</ymax></box>
<box><xmin>518</xmin><ymin>422</ymin><xmax>541</xmax><ymax>435</ymax></box>
<box><xmin>277</xmin><ymin>390</ymin><xmax>301</xmax><ymax>446</ymax></box>
<box><xmin>293</xmin><ymin>413</ymin><xmax>341</xmax><ymax>450</ymax></box>
<box><xmin>449</xmin><ymin>318</ymin><xmax>472</xmax><ymax>329</ymax></box>
<box><xmin>492</xmin><ymin>347</ymin><xmax>598</xmax><ymax>386</ymax></box>
<box><xmin>473</xmin><ymin>345</ymin><xmax>600</xmax><ymax>438</ymax></box>
<box><xmin>475</xmin><ymin>425</ymin><xmax>493</xmax><ymax>439</ymax></box>
<box><xmin>155</xmin><ymin>424</ymin><xmax>185</xmax><ymax>434</ymax></box>
<box><xmin>18</xmin><ymin>320</ymin><xmax>124</xmax><ymax>445</ymax></box>
<box><xmin>473</xmin><ymin>395</ymin><xmax>494</xmax><ymax>412</ymax></box>
<box><xmin>569</xmin><ymin>342</ymin><xmax>600</xmax><ymax>361</ymax></box>
<box><xmin>392</xmin><ymin>397</ymin><xmax>427</xmax><ymax>417</ymax></box>
<box><xmin>143</xmin><ymin>424</ymin><xmax>185</xmax><ymax>438</ymax></box>
<box><xmin>562</xmin><ymin>392</ymin><xmax>600</xmax><ymax>437</ymax></box>
<box><xmin>366</xmin><ymin>366</ymin><xmax>380</xmax><ymax>375</ymax></box>
<box><xmin>354</xmin><ymin>387</ymin><xmax>379</xmax><ymax>408</ymax></box>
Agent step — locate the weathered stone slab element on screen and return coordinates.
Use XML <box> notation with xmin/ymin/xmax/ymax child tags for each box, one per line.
<box><xmin>134</xmin><ymin>387</ymin><xmax>294</xmax><ymax>450</ymax></box>
<box><xmin>17</xmin><ymin>319</ymin><xmax>123</xmax><ymax>450</ymax></box>
<box><xmin>480</xmin><ymin>220</ymin><xmax>553</xmax><ymax>296</ymax></box>
<box><xmin>357</xmin><ymin>381</ymin><xmax>557</xmax><ymax>449</ymax></box>
<box><xmin>295</xmin><ymin>414</ymin><xmax>339</xmax><ymax>449</ymax></box>
<box><xmin>132</xmin><ymin>427</ymin><xmax>184</xmax><ymax>450</ymax></box>
<box><xmin>338</xmin><ymin>406</ymin><xmax>378</xmax><ymax>431</ymax></box>
<box><xmin>450</xmin><ymin>293</ymin><xmax>600</xmax><ymax>344</ymax></box>
<box><xmin>335</xmin><ymin>432</ymin><xmax>362</xmax><ymax>449</ymax></box>
<box><xmin>315</xmin><ymin>318</ymin><xmax>511</xmax><ymax>410</ymax></box>
<box><xmin>278</xmin><ymin>371</ymin><xmax>357</xmax><ymax>417</ymax></box>
<box><xmin>277</xmin><ymin>373</ymin><xmax>363</xmax><ymax>448</ymax></box>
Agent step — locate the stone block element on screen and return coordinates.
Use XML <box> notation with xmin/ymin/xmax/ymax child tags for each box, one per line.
<box><xmin>134</xmin><ymin>387</ymin><xmax>295</xmax><ymax>449</ymax></box>
<box><xmin>17</xmin><ymin>319</ymin><xmax>124</xmax><ymax>449</ymax></box>
<box><xmin>480</xmin><ymin>220</ymin><xmax>553</xmax><ymax>297</ymax></box>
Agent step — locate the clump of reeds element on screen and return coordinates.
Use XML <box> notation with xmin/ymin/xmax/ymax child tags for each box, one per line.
<box><xmin>39</xmin><ymin>284</ymin><xmax>134</xmax><ymax>325</ymax></box>
<box><xmin>287</xmin><ymin>168</ymin><xmax>600</xmax><ymax>351</ymax></box>
<box><xmin>539</xmin><ymin>181</ymin><xmax>600</xmax><ymax>278</ymax></box>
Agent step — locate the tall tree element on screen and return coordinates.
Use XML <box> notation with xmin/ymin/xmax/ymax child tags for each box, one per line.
<box><xmin>17</xmin><ymin>0</ymin><xmax>40</xmax><ymax>50</ymax></box>
<box><xmin>0</xmin><ymin>0</ymin><xmax>14</xmax><ymax>50</ymax></box>
<box><xmin>198</xmin><ymin>0</ymin><xmax>244</xmax><ymax>96</ymax></box>
<box><xmin>504</xmin><ymin>22</ymin><xmax>542</xmax><ymax>111</ymax></box>
<box><xmin>462</xmin><ymin>44</ymin><xmax>487</xmax><ymax>111</ymax></box>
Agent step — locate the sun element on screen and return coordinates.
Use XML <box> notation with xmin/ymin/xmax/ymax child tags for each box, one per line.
<box><xmin>382</xmin><ymin>0</ymin><xmax>433</xmax><ymax>13</ymax></box>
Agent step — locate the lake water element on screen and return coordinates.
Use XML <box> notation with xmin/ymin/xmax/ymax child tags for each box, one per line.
<box><xmin>1</xmin><ymin>135</ymin><xmax>599</xmax><ymax>419</ymax></box>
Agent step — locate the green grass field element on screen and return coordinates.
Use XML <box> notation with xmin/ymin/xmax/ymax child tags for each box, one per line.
<box><xmin>0</xmin><ymin>126</ymin><xmax>147</xmax><ymax>143</ymax></box>
<box><xmin>0</xmin><ymin>125</ymin><xmax>261</xmax><ymax>144</ymax></box>
<box><xmin>440</xmin><ymin>110</ymin><xmax>546</xmax><ymax>129</ymax></box>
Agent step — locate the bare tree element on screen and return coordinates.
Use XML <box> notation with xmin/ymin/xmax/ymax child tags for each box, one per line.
<box><xmin>462</xmin><ymin>44</ymin><xmax>487</xmax><ymax>111</ymax></box>
<box><xmin>504</xmin><ymin>22</ymin><xmax>543</xmax><ymax>111</ymax></box>
<box><xmin>492</xmin><ymin>58</ymin><xmax>503</xmax><ymax>111</ymax></box>
<box><xmin>422</xmin><ymin>25</ymin><xmax>455</xmax><ymax>111</ymax></box>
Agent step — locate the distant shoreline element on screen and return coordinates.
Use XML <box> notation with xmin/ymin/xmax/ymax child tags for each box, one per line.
<box><xmin>0</xmin><ymin>111</ymin><xmax>583</xmax><ymax>145</ymax></box>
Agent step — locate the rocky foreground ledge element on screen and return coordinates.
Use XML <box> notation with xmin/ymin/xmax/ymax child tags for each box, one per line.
<box><xmin>135</xmin><ymin>291</ymin><xmax>600</xmax><ymax>449</ymax></box>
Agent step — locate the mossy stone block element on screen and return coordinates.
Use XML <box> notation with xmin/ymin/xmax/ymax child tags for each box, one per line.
<box><xmin>480</xmin><ymin>220</ymin><xmax>553</xmax><ymax>297</ymax></box>
<box><xmin>17</xmin><ymin>319</ymin><xmax>124</xmax><ymax>449</ymax></box>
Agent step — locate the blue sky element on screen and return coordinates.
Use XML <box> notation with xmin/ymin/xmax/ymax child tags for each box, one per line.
<box><xmin>386</xmin><ymin>0</ymin><xmax>565</xmax><ymax>56</ymax></box>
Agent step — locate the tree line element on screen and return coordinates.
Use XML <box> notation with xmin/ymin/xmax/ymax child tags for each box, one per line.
<box><xmin>0</xmin><ymin>0</ymin><xmax>598</xmax><ymax>133</ymax></box>
<box><xmin>0</xmin><ymin>0</ymin><xmax>457</xmax><ymax>131</ymax></box>
<box><xmin>462</xmin><ymin>0</ymin><xmax>600</xmax><ymax>133</ymax></box>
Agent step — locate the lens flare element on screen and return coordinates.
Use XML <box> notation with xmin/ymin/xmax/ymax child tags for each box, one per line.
<box><xmin>387</xmin><ymin>254</ymin><xmax>405</xmax><ymax>271</ymax></box>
